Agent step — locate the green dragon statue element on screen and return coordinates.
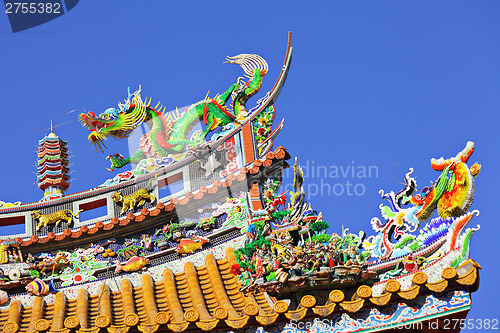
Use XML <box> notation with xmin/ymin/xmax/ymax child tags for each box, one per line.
<box><xmin>79</xmin><ymin>54</ymin><xmax>268</xmax><ymax>171</ymax></box>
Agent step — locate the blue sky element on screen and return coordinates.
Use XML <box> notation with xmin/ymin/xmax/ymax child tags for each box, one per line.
<box><xmin>1</xmin><ymin>1</ymin><xmax>499</xmax><ymax>322</ymax></box>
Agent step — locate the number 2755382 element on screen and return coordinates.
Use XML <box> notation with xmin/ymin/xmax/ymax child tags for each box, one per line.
<box><xmin>5</xmin><ymin>2</ymin><xmax>61</xmax><ymax>14</ymax></box>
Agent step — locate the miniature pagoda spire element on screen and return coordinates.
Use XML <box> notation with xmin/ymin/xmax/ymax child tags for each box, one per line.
<box><xmin>37</xmin><ymin>120</ymin><xmax>70</xmax><ymax>201</ymax></box>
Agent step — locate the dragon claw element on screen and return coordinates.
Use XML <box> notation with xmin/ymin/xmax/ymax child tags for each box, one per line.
<box><xmin>106</xmin><ymin>154</ymin><xmax>126</xmax><ymax>172</ymax></box>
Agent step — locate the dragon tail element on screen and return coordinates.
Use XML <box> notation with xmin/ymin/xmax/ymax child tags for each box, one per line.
<box><xmin>225</xmin><ymin>54</ymin><xmax>268</xmax><ymax>78</ymax></box>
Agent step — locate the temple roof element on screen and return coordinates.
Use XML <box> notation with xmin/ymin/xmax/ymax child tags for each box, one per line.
<box><xmin>0</xmin><ymin>248</ymin><xmax>480</xmax><ymax>333</ymax></box>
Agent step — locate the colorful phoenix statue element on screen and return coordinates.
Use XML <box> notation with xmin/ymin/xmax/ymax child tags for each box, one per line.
<box><xmin>80</xmin><ymin>54</ymin><xmax>268</xmax><ymax>171</ymax></box>
<box><xmin>364</xmin><ymin>141</ymin><xmax>481</xmax><ymax>259</ymax></box>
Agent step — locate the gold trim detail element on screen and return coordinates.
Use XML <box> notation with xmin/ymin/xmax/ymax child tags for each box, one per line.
<box><xmin>195</xmin><ymin>319</ymin><xmax>219</xmax><ymax>331</ymax></box>
<box><xmin>426</xmin><ymin>279</ymin><xmax>449</xmax><ymax>292</ymax></box>
<box><xmin>35</xmin><ymin>319</ymin><xmax>50</xmax><ymax>332</ymax></box>
<box><xmin>155</xmin><ymin>312</ymin><xmax>170</xmax><ymax>325</ymax></box>
<box><xmin>255</xmin><ymin>313</ymin><xmax>279</xmax><ymax>326</ymax></box>
<box><xmin>213</xmin><ymin>307</ymin><xmax>228</xmax><ymax>320</ymax></box>
<box><xmin>398</xmin><ymin>285</ymin><xmax>420</xmax><ymax>300</ymax></box>
<box><xmin>225</xmin><ymin>316</ymin><xmax>249</xmax><ymax>329</ymax></box>
<box><xmin>124</xmin><ymin>314</ymin><xmax>139</xmax><ymax>327</ymax></box>
<box><xmin>442</xmin><ymin>267</ymin><xmax>457</xmax><ymax>280</ymax></box>
<box><xmin>369</xmin><ymin>292</ymin><xmax>392</xmax><ymax>306</ymax></box>
<box><xmin>244</xmin><ymin>303</ymin><xmax>259</xmax><ymax>316</ymax></box>
<box><xmin>284</xmin><ymin>307</ymin><xmax>307</xmax><ymax>320</ymax></box>
<box><xmin>3</xmin><ymin>322</ymin><xmax>19</xmax><ymax>333</ymax></box>
<box><xmin>312</xmin><ymin>303</ymin><xmax>336</xmax><ymax>317</ymax></box>
<box><xmin>64</xmin><ymin>316</ymin><xmax>79</xmax><ymax>329</ymax></box>
<box><xmin>273</xmin><ymin>300</ymin><xmax>289</xmax><ymax>313</ymax></box>
<box><xmin>301</xmin><ymin>295</ymin><xmax>316</xmax><ymax>308</ymax></box>
<box><xmin>385</xmin><ymin>279</ymin><xmax>401</xmax><ymax>293</ymax></box>
<box><xmin>167</xmin><ymin>321</ymin><xmax>189</xmax><ymax>332</ymax></box>
<box><xmin>340</xmin><ymin>299</ymin><xmax>364</xmax><ymax>313</ymax></box>
<box><xmin>184</xmin><ymin>309</ymin><xmax>199</xmax><ymax>322</ymax></box>
<box><xmin>457</xmin><ymin>267</ymin><xmax>477</xmax><ymax>286</ymax></box>
<box><xmin>356</xmin><ymin>285</ymin><xmax>373</xmax><ymax>299</ymax></box>
<box><xmin>329</xmin><ymin>290</ymin><xmax>345</xmax><ymax>303</ymax></box>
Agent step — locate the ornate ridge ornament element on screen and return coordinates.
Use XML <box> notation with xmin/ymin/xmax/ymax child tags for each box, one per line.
<box><xmin>79</xmin><ymin>53</ymin><xmax>269</xmax><ymax>172</ymax></box>
<box><xmin>232</xmin><ymin>141</ymin><xmax>481</xmax><ymax>301</ymax></box>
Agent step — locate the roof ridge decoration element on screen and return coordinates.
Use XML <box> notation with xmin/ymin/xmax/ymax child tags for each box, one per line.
<box><xmin>0</xmin><ymin>33</ymin><xmax>482</xmax><ymax>332</ymax></box>
<box><xmin>232</xmin><ymin>141</ymin><xmax>481</xmax><ymax>297</ymax></box>
<box><xmin>79</xmin><ymin>52</ymin><xmax>270</xmax><ymax>173</ymax></box>
<box><xmin>15</xmin><ymin>146</ymin><xmax>289</xmax><ymax>248</ymax></box>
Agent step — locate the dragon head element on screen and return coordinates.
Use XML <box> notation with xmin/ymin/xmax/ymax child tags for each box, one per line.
<box><xmin>79</xmin><ymin>86</ymin><xmax>152</xmax><ymax>152</ymax></box>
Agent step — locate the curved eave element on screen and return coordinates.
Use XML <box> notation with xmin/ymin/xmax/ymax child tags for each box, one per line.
<box><xmin>0</xmin><ymin>251</ymin><xmax>480</xmax><ymax>332</ymax></box>
<box><xmin>37</xmin><ymin>179</ymin><xmax>71</xmax><ymax>191</ymax></box>
<box><xmin>37</xmin><ymin>163</ymin><xmax>69</xmax><ymax>174</ymax></box>
<box><xmin>37</xmin><ymin>156</ymin><xmax>69</xmax><ymax>166</ymax></box>
<box><xmin>38</xmin><ymin>137</ymin><xmax>68</xmax><ymax>146</ymax></box>
<box><xmin>37</xmin><ymin>148</ymin><xmax>68</xmax><ymax>156</ymax></box>
<box><xmin>36</xmin><ymin>171</ymin><xmax>71</xmax><ymax>180</ymax></box>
